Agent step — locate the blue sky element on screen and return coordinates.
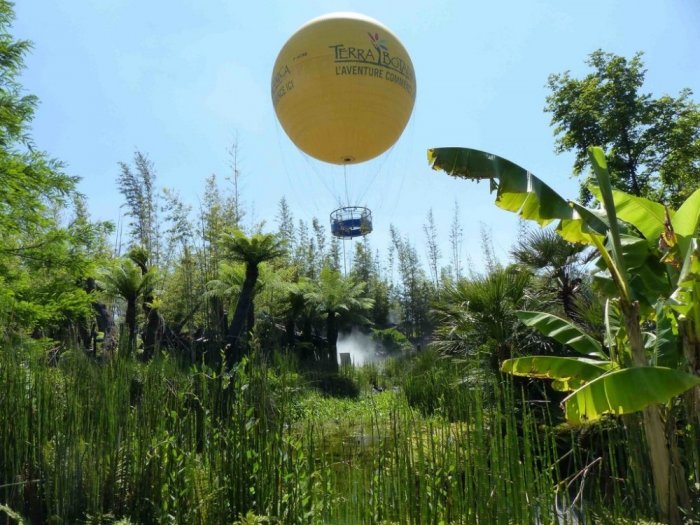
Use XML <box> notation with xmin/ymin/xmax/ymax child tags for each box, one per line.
<box><xmin>14</xmin><ymin>0</ymin><xmax>700</xmax><ymax>272</ymax></box>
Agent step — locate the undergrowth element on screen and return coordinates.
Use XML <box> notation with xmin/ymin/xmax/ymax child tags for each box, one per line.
<box><xmin>0</xmin><ymin>342</ymin><xmax>660</xmax><ymax>524</ymax></box>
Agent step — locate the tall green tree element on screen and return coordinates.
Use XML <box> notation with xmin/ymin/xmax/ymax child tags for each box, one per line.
<box><xmin>206</xmin><ymin>262</ymin><xmax>243</xmax><ymax>321</ymax></box>
<box><xmin>158</xmin><ymin>188</ymin><xmax>202</xmax><ymax>339</ymax></box>
<box><xmin>0</xmin><ymin>1</ymin><xmax>109</xmax><ymax>341</ymax></box>
<box><xmin>225</xmin><ymin>138</ymin><xmax>245</xmax><ymax>229</ymax></box>
<box><xmin>448</xmin><ymin>201</ymin><xmax>464</xmax><ymax>281</ymax></box>
<box><xmin>293</xmin><ymin>219</ymin><xmax>315</xmax><ymax>278</ymax></box>
<box><xmin>546</xmin><ymin>50</ymin><xmax>700</xmax><ymax>207</ymax></box>
<box><xmin>117</xmin><ymin>152</ymin><xmax>161</xmax><ymax>264</ymax></box>
<box><xmin>98</xmin><ymin>256</ymin><xmax>157</xmax><ymax>355</ymax></box>
<box><xmin>276</xmin><ymin>197</ymin><xmax>295</xmax><ymax>255</ymax></box>
<box><xmin>128</xmin><ymin>247</ymin><xmax>164</xmax><ymax>360</ymax></box>
<box><xmin>305</xmin><ymin>266</ymin><xmax>373</xmax><ymax>372</ymax></box>
<box><xmin>160</xmin><ymin>187</ymin><xmax>193</xmax><ymax>269</ymax></box>
<box><xmin>221</xmin><ymin>230</ymin><xmax>285</xmax><ymax>365</ymax></box>
<box><xmin>390</xmin><ymin>226</ymin><xmax>433</xmax><ymax>339</ymax></box>
<box><xmin>280</xmin><ymin>277</ymin><xmax>315</xmax><ymax>356</ymax></box>
<box><xmin>351</xmin><ymin>237</ymin><xmax>390</xmax><ymax>326</ymax></box>
<box><xmin>423</xmin><ymin>208</ymin><xmax>441</xmax><ymax>290</ymax></box>
<box><xmin>199</xmin><ymin>174</ymin><xmax>238</xmax><ymax>339</ymax></box>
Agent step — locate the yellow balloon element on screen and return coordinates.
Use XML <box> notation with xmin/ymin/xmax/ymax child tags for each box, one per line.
<box><xmin>272</xmin><ymin>12</ymin><xmax>416</xmax><ymax>165</ymax></box>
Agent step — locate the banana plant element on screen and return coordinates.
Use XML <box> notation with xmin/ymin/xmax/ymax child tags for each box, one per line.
<box><xmin>502</xmin><ymin>310</ymin><xmax>699</xmax><ymax>423</ymax></box>
<box><xmin>428</xmin><ymin>146</ymin><xmax>700</xmax><ymax>420</ymax></box>
<box><xmin>428</xmin><ymin>145</ymin><xmax>700</xmax><ymax>523</ymax></box>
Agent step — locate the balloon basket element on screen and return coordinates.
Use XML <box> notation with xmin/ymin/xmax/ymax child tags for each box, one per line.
<box><xmin>330</xmin><ymin>206</ymin><xmax>373</xmax><ymax>239</ymax></box>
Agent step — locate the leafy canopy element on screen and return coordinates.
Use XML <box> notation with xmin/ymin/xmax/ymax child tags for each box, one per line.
<box><xmin>0</xmin><ymin>0</ymin><xmax>112</xmax><ymax>339</ymax></box>
<box><xmin>546</xmin><ymin>50</ymin><xmax>700</xmax><ymax>207</ymax></box>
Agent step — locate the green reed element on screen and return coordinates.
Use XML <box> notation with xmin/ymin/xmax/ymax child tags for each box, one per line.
<box><xmin>0</xmin><ymin>342</ymin><xmax>659</xmax><ymax>524</ymax></box>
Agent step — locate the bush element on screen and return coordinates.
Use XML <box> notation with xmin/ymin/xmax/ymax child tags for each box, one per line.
<box><xmin>371</xmin><ymin>327</ymin><xmax>412</xmax><ymax>354</ymax></box>
<box><xmin>304</xmin><ymin>370</ymin><xmax>360</xmax><ymax>398</ymax></box>
<box><xmin>397</xmin><ymin>348</ymin><xmax>473</xmax><ymax>419</ymax></box>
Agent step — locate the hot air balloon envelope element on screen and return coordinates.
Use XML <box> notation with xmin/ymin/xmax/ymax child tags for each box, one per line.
<box><xmin>272</xmin><ymin>12</ymin><xmax>416</xmax><ymax>165</ymax></box>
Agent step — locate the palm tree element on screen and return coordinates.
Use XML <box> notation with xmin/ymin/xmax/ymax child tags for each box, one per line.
<box><xmin>431</xmin><ymin>266</ymin><xmax>540</xmax><ymax>371</ymax></box>
<box><xmin>220</xmin><ymin>230</ymin><xmax>285</xmax><ymax>365</ymax></box>
<box><xmin>510</xmin><ymin>227</ymin><xmax>589</xmax><ymax>320</ymax></box>
<box><xmin>207</xmin><ymin>261</ymin><xmax>243</xmax><ymax>306</ymax></box>
<box><xmin>127</xmin><ymin>247</ymin><xmax>164</xmax><ymax>360</ymax></box>
<box><xmin>205</xmin><ymin>261</ymin><xmax>247</xmax><ymax>343</ymax></box>
<box><xmin>305</xmin><ymin>266</ymin><xmax>373</xmax><ymax>371</ymax></box>
<box><xmin>281</xmin><ymin>278</ymin><xmax>316</xmax><ymax>359</ymax></box>
<box><xmin>99</xmin><ymin>257</ymin><xmax>156</xmax><ymax>355</ymax></box>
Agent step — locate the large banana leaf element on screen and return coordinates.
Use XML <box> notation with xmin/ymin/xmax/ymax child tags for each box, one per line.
<box><xmin>653</xmin><ymin>300</ymin><xmax>682</xmax><ymax>369</ymax></box>
<box><xmin>604</xmin><ymin>299</ymin><xmax>622</xmax><ymax>359</ymax></box>
<box><xmin>586</xmin><ymin>186</ymin><xmax>699</xmax><ymax>261</ymax></box>
<box><xmin>592</xmin><ymin>234</ymin><xmax>670</xmax><ymax>311</ymax></box>
<box><xmin>630</xmin><ymin>262</ymin><xmax>675</xmax><ymax>310</ymax></box>
<box><xmin>502</xmin><ymin>356</ymin><xmax>612</xmax><ymax>391</ymax></box>
<box><xmin>563</xmin><ymin>366</ymin><xmax>700</xmax><ymax>425</ymax></box>
<box><xmin>427</xmin><ymin>147</ymin><xmax>607</xmax><ymax>243</ymax></box>
<box><xmin>670</xmin><ymin>239</ymin><xmax>700</xmax><ymax>317</ymax></box>
<box><xmin>515</xmin><ymin>311</ymin><xmax>606</xmax><ymax>359</ymax></box>
<box><xmin>589</xmin><ymin>186</ymin><xmax>668</xmax><ymax>246</ymax></box>
<box><xmin>672</xmin><ymin>188</ymin><xmax>700</xmax><ymax>259</ymax></box>
<box><xmin>616</xmin><ymin>234</ymin><xmax>652</xmax><ymax>271</ymax></box>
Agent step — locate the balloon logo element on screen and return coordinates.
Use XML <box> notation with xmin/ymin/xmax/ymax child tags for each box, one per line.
<box><xmin>272</xmin><ymin>12</ymin><xmax>416</xmax><ymax>165</ymax></box>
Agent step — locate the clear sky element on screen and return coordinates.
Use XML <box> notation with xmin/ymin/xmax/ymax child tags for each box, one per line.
<box><xmin>13</xmin><ymin>0</ymin><xmax>700</xmax><ymax>272</ymax></box>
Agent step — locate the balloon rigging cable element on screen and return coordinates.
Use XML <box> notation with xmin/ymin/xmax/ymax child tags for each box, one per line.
<box><xmin>343</xmin><ymin>164</ymin><xmax>350</xmax><ymax>208</ymax></box>
<box><xmin>355</xmin><ymin>143</ymin><xmax>392</xmax><ymax>206</ymax></box>
<box><xmin>273</xmin><ymin>120</ymin><xmax>320</xmax><ymax>216</ymax></box>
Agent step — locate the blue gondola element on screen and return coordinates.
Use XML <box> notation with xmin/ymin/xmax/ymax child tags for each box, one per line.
<box><xmin>330</xmin><ymin>206</ymin><xmax>373</xmax><ymax>239</ymax></box>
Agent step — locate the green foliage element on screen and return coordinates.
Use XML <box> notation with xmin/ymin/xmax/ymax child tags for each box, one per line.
<box><xmin>429</xmin><ymin>145</ymin><xmax>700</xmax><ymax>419</ymax></box>
<box><xmin>305</xmin><ymin>266</ymin><xmax>374</xmax><ymax>329</ymax></box>
<box><xmin>220</xmin><ymin>229</ymin><xmax>286</xmax><ymax>267</ymax></box>
<box><xmin>158</xmin><ymin>249</ymin><xmax>203</xmax><ymax>334</ymax></box>
<box><xmin>430</xmin><ymin>266</ymin><xmax>542</xmax><ymax>370</ymax></box>
<box><xmin>430</xmin><ymin>143</ymin><xmax>700</xmax><ymax>522</ymax></box>
<box><xmin>99</xmin><ymin>258</ymin><xmax>157</xmax><ymax>306</ymax></box>
<box><xmin>389</xmin><ymin>226</ymin><xmax>434</xmax><ymax>338</ymax></box>
<box><xmin>206</xmin><ymin>261</ymin><xmax>245</xmax><ymax>311</ymax></box>
<box><xmin>0</xmin><ymin>1</ymin><xmax>111</xmax><ymax>341</ymax></box>
<box><xmin>546</xmin><ymin>50</ymin><xmax>700</xmax><ymax>207</ymax></box>
<box><xmin>501</xmin><ymin>355</ymin><xmax>613</xmax><ymax>392</ymax></box>
<box><xmin>516</xmin><ymin>310</ymin><xmax>605</xmax><ymax>358</ymax></box>
<box><xmin>399</xmin><ymin>348</ymin><xmax>472</xmax><ymax>417</ymax></box>
<box><xmin>117</xmin><ymin>152</ymin><xmax>160</xmax><ymax>264</ymax></box>
<box><xmin>428</xmin><ymin>146</ymin><xmax>608</xmax><ymax>244</ymax></box>
<box><xmin>564</xmin><ymin>367</ymin><xmax>700</xmax><ymax>424</ymax></box>
<box><xmin>511</xmin><ymin>227</ymin><xmax>584</xmax><ymax>272</ymax></box>
<box><xmin>350</xmin><ymin>236</ymin><xmax>392</xmax><ymax>326</ymax></box>
<box><xmin>98</xmin><ymin>257</ymin><xmax>157</xmax><ymax>353</ymax></box>
<box><xmin>0</xmin><ymin>503</ymin><xmax>24</xmax><ymax>524</ymax></box>
<box><xmin>510</xmin><ymin>226</ymin><xmax>594</xmax><ymax>328</ymax></box>
<box><xmin>219</xmin><ymin>229</ymin><xmax>286</xmax><ymax>361</ymax></box>
<box><xmin>6</xmin><ymin>8</ymin><xmax>699</xmax><ymax>522</ymax></box>
<box><xmin>371</xmin><ymin>327</ymin><xmax>411</xmax><ymax>354</ymax></box>
<box><xmin>6</xmin><ymin>343</ymin><xmax>642</xmax><ymax>524</ymax></box>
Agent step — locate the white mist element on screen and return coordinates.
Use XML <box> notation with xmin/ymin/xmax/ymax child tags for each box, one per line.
<box><xmin>337</xmin><ymin>328</ymin><xmax>377</xmax><ymax>366</ymax></box>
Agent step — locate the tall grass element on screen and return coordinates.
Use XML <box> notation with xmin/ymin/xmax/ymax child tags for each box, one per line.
<box><xmin>1</xmin><ymin>342</ymin><xmax>657</xmax><ymax>524</ymax></box>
